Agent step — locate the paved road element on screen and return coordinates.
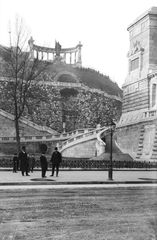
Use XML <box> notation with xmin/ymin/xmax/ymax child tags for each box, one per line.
<box><xmin>0</xmin><ymin>187</ymin><xmax>157</xmax><ymax>239</ymax></box>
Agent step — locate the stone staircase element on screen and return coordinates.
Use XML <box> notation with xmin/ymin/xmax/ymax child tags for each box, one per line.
<box><xmin>151</xmin><ymin>121</ymin><xmax>157</xmax><ymax>160</ymax></box>
<box><xmin>59</xmin><ymin>127</ymin><xmax>106</xmax><ymax>158</ymax></box>
<box><xmin>136</xmin><ymin>125</ymin><xmax>145</xmax><ymax>160</ymax></box>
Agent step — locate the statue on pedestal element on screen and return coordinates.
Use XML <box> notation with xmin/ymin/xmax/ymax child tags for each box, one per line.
<box><xmin>55</xmin><ymin>41</ymin><xmax>61</xmax><ymax>56</ymax></box>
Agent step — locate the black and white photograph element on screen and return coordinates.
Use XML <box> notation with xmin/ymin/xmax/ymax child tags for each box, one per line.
<box><xmin>0</xmin><ymin>0</ymin><xmax>157</xmax><ymax>239</ymax></box>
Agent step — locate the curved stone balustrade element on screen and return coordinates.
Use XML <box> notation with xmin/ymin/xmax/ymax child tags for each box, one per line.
<box><xmin>95</xmin><ymin>127</ymin><xmax>108</xmax><ymax>156</ymax></box>
<box><xmin>59</xmin><ymin>126</ymin><xmax>107</xmax><ymax>153</ymax></box>
<box><xmin>0</xmin><ymin>128</ymin><xmax>94</xmax><ymax>143</ymax></box>
<box><xmin>39</xmin><ymin>81</ymin><xmax>82</xmax><ymax>88</ymax></box>
<box><xmin>28</xmin><ymin>37</ymin><xmax>82</xmax><ymax>66</ymax></box>
<box><xmin>0</xmin><ymin>108</ymin><xmax>56</xmax><ymax>135</ymax></box>
<box><xmin>0</xmin><ymin>76</ymin><xmax>122</xmax><ymax>102</ymax></box>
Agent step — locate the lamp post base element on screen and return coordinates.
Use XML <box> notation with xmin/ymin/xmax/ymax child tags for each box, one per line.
<box><xmin>108</xmin><ymin>168</ymin><xmax>113</xmax><ymax>181</ymax></box>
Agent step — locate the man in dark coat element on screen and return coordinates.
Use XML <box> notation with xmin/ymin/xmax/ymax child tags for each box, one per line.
<box><xmin>50</xmin><ymin>147</ymin><xmax>62</xmax><ymax>177</ymax></box>
<box><xmin>13</xmin><ymin>153</ymin><xmax>19</xmax><ymax>173</ymax></box>
<box><xmin>19</xmin><ymin>146</ymin><xmax>29</xmax><ymax>176</ymax></box>
<box><xmin>40</xmin><ymin>152</ymin><xmax>47</xmax><ymax>178</ymax></box>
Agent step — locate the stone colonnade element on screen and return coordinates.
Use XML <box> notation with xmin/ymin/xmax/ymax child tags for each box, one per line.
<box><xmin>28</xmin><ymin>36</ymin><xmax>83</xmax><ymax>66</ymax></box>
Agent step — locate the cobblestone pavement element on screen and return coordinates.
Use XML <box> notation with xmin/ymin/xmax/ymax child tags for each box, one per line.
<box><xmin>0</xmin><ymin>187</ymin><xmax>157</xmax><ymax>239</ymax></box>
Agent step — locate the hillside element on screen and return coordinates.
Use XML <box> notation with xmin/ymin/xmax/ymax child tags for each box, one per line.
<box><xmin>46</xmin><ymin>63</ymin><xmax>123</xmax><ymax>97</ymax></box>
<box><xmin>0</xmin><ymin>45</ymin><xmax>122</xmax><ymax>97</ymax></box>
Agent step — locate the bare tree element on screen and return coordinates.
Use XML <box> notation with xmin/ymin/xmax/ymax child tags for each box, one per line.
<box><xmin>0</xmin><ymin>16</ymin><xmax>49</xmax><ymax>154</ymax></box>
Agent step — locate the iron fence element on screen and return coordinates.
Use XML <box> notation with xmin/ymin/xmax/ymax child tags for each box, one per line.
<box><xmin>0</xmin><ymin>158</ymin><xmax>157</xmax><ymax>169</ymax></box>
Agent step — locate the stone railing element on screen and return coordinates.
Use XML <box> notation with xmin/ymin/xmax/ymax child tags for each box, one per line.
<box><xmin>59</xmin><ymin>126</ymin><xmax>107</xmax><ymax>152</ymax></box>
<box><xmin>0</xmin><ymin>76</ymin><xmax>122</xmax><ymax>102</ymax></box>
<box><xmin>143</xmin><ymin>109</ymin><xmax>157</xmax><ymax>118</ymax></box>
<box><xmin>0</xmin><ymin>108</ymin><xmax>56</xmax><ymax>134</ymax></box>
<box><xmin>0</xmin><ymin>128</ymin><xmax>94</xmax><ymax>143</ymax></box>
<box><xmin>39</xmin><ymin>81</ymin><xmax>82</xmax><ymax>88</ymax></box>
<box><xmin>118</xmin><ymin>109</ymin><xmax>157</xmax><ymax>127</ymax></box>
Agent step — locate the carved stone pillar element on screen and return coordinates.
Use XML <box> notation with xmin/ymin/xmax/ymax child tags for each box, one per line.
<box><xmin>37</xmin><ymin>51</ymin><xmax>39</xmax><ymax>59</ymax></box>
<box><xmin>70</xmin><ymin>52</ymin><xmax>72</xmax><ymax>64</ymax></box>
<box><xmin>64</xmin><ymin>53</ymin><xmax>66</xmax><ymax>63</ymax></box>
<box><xmin>75</xmin><ymin>51</ymin><xmax>76</xmax><ymax>63</ymax></box>
<box><xmin>77</xmin><ymin>41</ymin><xmax>82</xmax><ymax>66</ymax></box>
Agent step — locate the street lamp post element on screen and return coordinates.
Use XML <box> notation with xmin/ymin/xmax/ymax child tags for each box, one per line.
<box><xmin>108</xmin><ymin>120</ymin><xmax>116</xmax><ymax>181</ymax></box>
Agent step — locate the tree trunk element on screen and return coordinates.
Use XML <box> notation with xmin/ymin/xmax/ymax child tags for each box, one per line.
<box><xmin>15</xmin><ymin>117</ymin><xmax>21</xmax><ymax>155</ymax></box>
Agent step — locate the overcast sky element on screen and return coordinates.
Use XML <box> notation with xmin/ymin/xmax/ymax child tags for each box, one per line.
<box><xmin>0</xmin><ymin>0</ymin><xmax>157</xmax><ymax>88</ymax></box>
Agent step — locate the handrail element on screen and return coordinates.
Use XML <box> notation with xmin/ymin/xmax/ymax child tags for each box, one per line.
<box><xmin>0</xmin><ymin>128</ymin><xmax>95</xmax><ymax>142</ymax></box>
<box><xmin>59</xmin><ymin>126</ymin><xmax>107</xmax><ymax>152</ymax></box>
<box><xmin>118</xmin><ymin>109</ymin><xmax>157</xmax><ymax>127</ymax></box>
<box><xmin>0</xmin><ymin>108</ymin><xmax>56</xmax><ymax>134</ymax></box>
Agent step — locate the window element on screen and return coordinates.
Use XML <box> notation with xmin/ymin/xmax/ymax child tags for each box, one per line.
<box><xmin>131</xmin><ymin>58</ymin><xmax>139</xmax><ymax>71</ymax></box>
<box><xmin>152</xmin><ymin>84</ymin><xmax>156</xmax><ymax>107</ymax></box>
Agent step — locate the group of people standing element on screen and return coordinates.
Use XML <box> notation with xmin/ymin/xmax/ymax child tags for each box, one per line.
<box><xmin>40</xmin><ymin>147</ymin><xmax>62</xmax><ymax>178</ymax></box>
<box><xmin>13</xmin><ymin>146</ymin><xmax>62</xmax><ymax>178</ymax></box>
<box><xmin>13</xmin><ymin>149</ymin><xmax>35</xmax><ymax>175</ymax></box>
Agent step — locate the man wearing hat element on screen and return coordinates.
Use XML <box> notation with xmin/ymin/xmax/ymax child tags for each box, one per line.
<box><xmin>50</xmin><ymin>147</ymin><xmax>62</xmax><ymax>177</ymax></box>
<box><xmin>19</xmin><ymin>146</ymin><xmax>29</xmax><ymax>176</ymax></box>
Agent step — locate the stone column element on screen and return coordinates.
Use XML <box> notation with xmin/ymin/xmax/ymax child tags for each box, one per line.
<box><xmin>77</xmin><ymin>41</ymin><xmax>82</xmax><ymax>66</ymax></box>
<box><xmin>47</xmin><ymin>52</ymin><xmax>49</xmax><ymax>61</ymax></box>
<box><xmin>36</xmin><ymin>51</ymin><xmax>39</xmax><ymax>59</ymax></box>
<box><xmin>70</xmin><ymin>52</ymin><xmax>72</xmax><ymax>64</ymax></box>
<box><xmin>75</xmin><ymin>51</ymin><xmax>76</xmax><ymax>63</ymax></box>
<box><xmin>36</xmin><ymin>50</ymin><xmax>39</xmax><ymax>59</ymax></box>
<box><xmin>64</xmin><ymin>53</ymin><xmax>66</xmax><ymax>63</ymax></box>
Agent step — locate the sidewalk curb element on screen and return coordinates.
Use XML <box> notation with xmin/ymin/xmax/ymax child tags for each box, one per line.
<box><xmin>0</xmin><ymin>180</ymin><xmax>157</xmax><ymax>186</ymax></box>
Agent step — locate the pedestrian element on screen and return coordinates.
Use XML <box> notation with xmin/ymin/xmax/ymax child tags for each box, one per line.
<box><xmin>27</xmin><ymin>153</ymin><xmax>30</xmax><ymax>172</ymax></box>
<box><xmin>29</xmin><ymin>153</ymin><xmax>35</xmax><ymax>173</ymax></box>
<box><xmin>50</xmin><ymin>147</ymin><xmax>62</xmax><ymax>177</ymax></box>
<box><xmin>40</xmin><ymin>152</ymin><xmax>47</xmax><ymax>178</ymax></box>
<box><xmin>18</xmin><ymin>146</ymin><xmax>30</xmax><ymax>176</ymax></box>
<box><xmin>13</xmin><ymin>153</ymin><xmax>19</xmax><ymax>173</ymax></box>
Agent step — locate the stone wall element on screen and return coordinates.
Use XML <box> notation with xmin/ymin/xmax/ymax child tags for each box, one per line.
<box><xmin>0</xmin><ymin>114</ymin><xmax>49</xmax><ymax>137</ymax></box>
<box><xmin>116</xmin><ymin>119</ymin><xmax>157</xmax><ymax>161</ymax></box>
<box><xmin>61</xmin><ymin>139</ymin><xmax>96</xmax><ymax>158</ymax></box>
<box><xmin>116</xmin><ymin>124</ymin><xmax>141</xmax><ymax>159</ymax></box>
<box><xmin>0</xmin><ymin>140</ymin><xmax>64</xmax><ymax>155</ymax></box>
<box><xmin>122</xmin><ymin>79</ymin><xmax>149</xmax><ymax>113</ymax></box>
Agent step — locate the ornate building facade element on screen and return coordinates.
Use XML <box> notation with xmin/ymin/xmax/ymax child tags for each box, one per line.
<box><xmin>120</xmin><ymin>7</ymin><xmax>157</xmax><ymax>123</ymax></box>
<box><xmin>117</xmin><ymin>7</ymin><xmax>157</xmax><ymax>161</ymax></box>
